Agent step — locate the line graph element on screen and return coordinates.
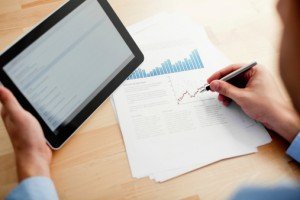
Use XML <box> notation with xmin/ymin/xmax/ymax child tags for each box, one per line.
<box><xmin>168</xmin><ymin>69</ymin><xmax>215</xmax><ymax>104</ymax></box>
<box><xmin>177</xmin><ymin>87</ymin><xmax>204</xmax><ymax>102</ymax></box>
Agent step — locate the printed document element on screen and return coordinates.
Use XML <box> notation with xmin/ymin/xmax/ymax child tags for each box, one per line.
<box><xmin>111</xmin><ymin>13</ymin><xmax>271</xmax><ymax>182</ymax></box>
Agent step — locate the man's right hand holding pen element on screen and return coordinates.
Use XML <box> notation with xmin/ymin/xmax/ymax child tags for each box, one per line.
<box><xmin>207</xmin><ymin>63</ymin><xmax>300</xmax><ymax>142</ymax></box>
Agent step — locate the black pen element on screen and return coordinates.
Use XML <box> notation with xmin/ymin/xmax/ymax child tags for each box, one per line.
<box><xmin>200</xmin><ymin>62</ymin><xmax>258</xmax><ymax>93</ymax></box>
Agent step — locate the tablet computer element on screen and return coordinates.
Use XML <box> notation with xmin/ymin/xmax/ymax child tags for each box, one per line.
<box><xmin>0</xmin><ymin>0</ymin><xmax>144</xmax><ymax>149</ymax></box>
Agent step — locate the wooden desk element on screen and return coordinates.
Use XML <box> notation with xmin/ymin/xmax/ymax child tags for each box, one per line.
<box><xmin>0</xmin><ymin>0</ymin><xmax>299</xmax><ymax>199</ymax></box>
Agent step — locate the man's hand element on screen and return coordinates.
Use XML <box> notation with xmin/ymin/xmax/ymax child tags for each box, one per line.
<box><xmin>0</xmin><ymin>86</ymin><xmax>52</xmax><ymax>182</ymax></box>
<box><xmin>207</xmin><ymin>64</ymin><xmax>300</xmax><ymax>142</ymax></box>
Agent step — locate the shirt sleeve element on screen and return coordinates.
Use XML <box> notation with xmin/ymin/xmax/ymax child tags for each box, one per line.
<box><xmin>6</xmin><ymin>177</ymin><xmax>59</xmax><ymax>200</ymax></box>
<box><xmin>287</xmin><ymin>132</ymin><xmax>300</xmax><ymax>163</ymax></box>
<box><xmin>231</xmin><ymin>185</ymin><xmax>300</xmax><ymax>200</ymax></box>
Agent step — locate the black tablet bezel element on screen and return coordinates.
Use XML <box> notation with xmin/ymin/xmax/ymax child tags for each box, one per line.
<box><xmin>0</xmin><ymin>0</ymin><xmax>144</xmax><ymax>149</ymax></box>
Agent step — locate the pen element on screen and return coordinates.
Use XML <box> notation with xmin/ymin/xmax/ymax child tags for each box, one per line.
<box><xmin>200</xmin><ymin>62</ymin><xmax>258</xmax><ymax>93</ymax></box>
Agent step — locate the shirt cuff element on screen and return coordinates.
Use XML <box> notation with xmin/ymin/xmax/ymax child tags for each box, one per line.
<box><xmin>287</xmin><ymin>132</ymin><xmax>300</xmax><ymax>163</ymax></box>
<box><xmin>6</xmin><ymin>176</ymin><xmax>58</xmax><ymax>200</ymax></box>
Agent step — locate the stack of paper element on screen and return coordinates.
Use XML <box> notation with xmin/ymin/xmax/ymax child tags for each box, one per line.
<box><xmin>111</xmin><ymin>13</ymin><xmax>271</xmax><ymax>182</ymax></box>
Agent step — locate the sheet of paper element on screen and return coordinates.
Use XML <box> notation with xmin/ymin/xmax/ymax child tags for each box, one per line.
<box><xmin>111</xmin><ymin>13</ymin><xmax>271</xmax><ymax>181</ymax></box>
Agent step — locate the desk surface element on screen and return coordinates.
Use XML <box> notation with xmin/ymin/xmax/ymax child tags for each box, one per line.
<box><xmin>0</xmin><ymin>0</ymin><xmax>299</xmax><ymax>199</ymax></box>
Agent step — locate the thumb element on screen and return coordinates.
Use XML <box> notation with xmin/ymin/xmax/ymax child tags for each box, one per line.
<box><xmin>210</xmin><ymin>80</ymin><xmax>243</xmax><ymax>102</ymax></box>
<box><xmin>0</xmin><ymin>86</ymin><xmax>24</xmax><ymax>118</ymax></box>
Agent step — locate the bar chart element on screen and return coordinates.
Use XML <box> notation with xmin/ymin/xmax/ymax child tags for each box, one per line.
<box><xmin>127</xmin><ymin>49</ymin><xmax>204</xmax><ymax>80</ymax></box>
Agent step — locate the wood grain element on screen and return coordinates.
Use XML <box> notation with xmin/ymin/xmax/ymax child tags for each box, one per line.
<box><xmin>0</xmin><ymin>0</ymin><xmax>299</xmax><ymax>199</ymax></box>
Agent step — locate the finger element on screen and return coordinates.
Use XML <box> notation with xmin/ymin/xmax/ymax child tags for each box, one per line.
<box><xmin>0</xmin><ymin>86</ymin><xmax>24</xmax><ymax>117</ymax></box>
<box><xmin>222</xmin><ymin>100</ymin><xmax>231</xmax><ymax>107</ymax></box>
<box><xmin>218</xmin><ymin>94</ymin><xmax>232</xmax><ymax>107</ymax></box>
<box><xmin>218</xmin><ymin>94</ymin><xmax>232</xmax><ymax>103</ymax></box>
<box><xmin>207</xmin><ymin>63</ymin><xmax>246</xmax><ymax>83</ymax></box>
<box><xmin>210</xmin><ymin>80</ymin><xmax>244</xmax><ymax>103</ymax></box>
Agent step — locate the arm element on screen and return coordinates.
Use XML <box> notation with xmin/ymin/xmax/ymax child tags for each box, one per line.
<box><xmin>6</xmin><ymin>177</ymin><xmax>58</xmax><ymax>200</ymax></box>
<box><xmin>208</xmin><ymin>64</ymin><xmax>300</xmax><ymax>200</ymax></box>
<box><xmin>231</xmin><ymin>185</ymin><xmax>300</xmax><ymax>200</ymax></box>
<box><xmin>207</xmin><ymin>64</ymin><xmax>300</xmax><ymax>156</ymax></box>
<box><xmin>0</xmin><ymin>86</ymin><xmax>58</xmax><ymax>199</ymax></box>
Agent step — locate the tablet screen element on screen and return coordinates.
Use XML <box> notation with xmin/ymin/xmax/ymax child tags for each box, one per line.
<box><xmin>3</xmin><ymin>0</ymin><xmax>134</xmax><ymax>132</ymax></box>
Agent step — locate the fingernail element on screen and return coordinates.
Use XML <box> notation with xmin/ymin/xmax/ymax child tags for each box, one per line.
<box><xmin>0</xmin><ymin>86</ymin><xmax>6</xmax><ymax>103</ymax></box>
<box><xmin>0</xmin><ymin>87</ymin><xmax>4</xmax><ymax>100</ymax></box>
<box><xmin>210</xmin><ymin>81</ymin><xmax>220</xmax><ymax>91</ymax></box>
<box><xmin>217</xmin><ymin>95</ymin><xmax>224</xmax><ymax>102</ymax></box>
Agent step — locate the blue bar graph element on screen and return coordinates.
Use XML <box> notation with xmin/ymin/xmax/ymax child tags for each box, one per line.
<box><xmin>127</xmin><ymin>49</ymin><xmax>204</xmax><ymax>80</ymax></box>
